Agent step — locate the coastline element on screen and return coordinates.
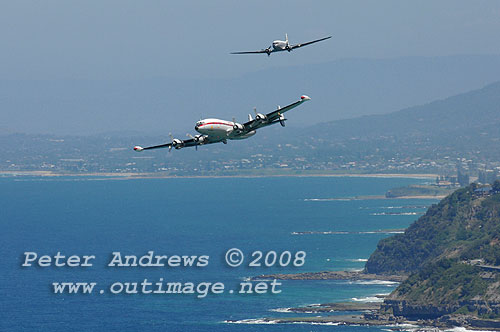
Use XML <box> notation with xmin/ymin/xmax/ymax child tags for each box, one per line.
<box><xmin>0</xmin><ymin>170</ymin><xmax>438</xmax><ymax>180</ymax></box>
<box><xmin>253</xmin><ymin>270</ymin><xmax>406</xmax><ymax>282</ymax></box>
<box><xmin>234</xmin><ymin>313</ymin><xmax>500</xmax><ymax>330</ymax></box>
<box><xmin>248</xmin><ymin>270</ymin><xmax>500</xmax><ymax>330</ymax></box>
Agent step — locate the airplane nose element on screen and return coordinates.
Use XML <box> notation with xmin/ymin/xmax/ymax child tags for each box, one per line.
<box><xmin>195</xmin><ymin>125</ymin><xmax>199</xmax><ymax>130</ymax></box>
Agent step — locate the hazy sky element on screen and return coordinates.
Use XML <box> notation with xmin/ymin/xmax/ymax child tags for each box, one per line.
<box><xmin>2</xmin><ymin>0</ymin><xmax>500</xmax><ymax>80</ymax></box>
<box><xmin>2</xmin><ymin>1</ymin><xmax>500</xmax><ymax>135</ymax></box>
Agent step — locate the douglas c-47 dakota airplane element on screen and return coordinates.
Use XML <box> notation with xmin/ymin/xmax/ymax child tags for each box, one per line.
<box><xmin>133</xmin><ymin>95</ymin><xmax>311</xmax><ymax>152</ymax></box>
<box><xmin>231</xmin><ymin>34</ymin><xmax>331</xmax><ymax>56</ymax></box>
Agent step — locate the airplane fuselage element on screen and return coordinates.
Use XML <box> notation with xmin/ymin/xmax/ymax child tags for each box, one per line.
<box><xmin>195</xmin><ymin>118</ymin><xmax>256</xmax><ymax>140</ymax></box>
<box><xmin>272</xmin><ymin>40</ymin><xmax>288</xmax><ymax>51</ymax></box>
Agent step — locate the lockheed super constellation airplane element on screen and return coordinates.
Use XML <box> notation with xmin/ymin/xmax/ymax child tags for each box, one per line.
<box><xmin>231</xmin><ymin>34</ymin><xmax>331</xmax><ymax>56</ymax></box>
<box><xmin>133</xmin><ymin>95</ymin><xmax>311</xmax><ymax>152</ymax></box>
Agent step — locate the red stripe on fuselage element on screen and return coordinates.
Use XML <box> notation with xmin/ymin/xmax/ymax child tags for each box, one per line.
<box><xmin>197</xmin><ymin>122</ymin><xmax>233</xmax><ymax>128</ymax></box>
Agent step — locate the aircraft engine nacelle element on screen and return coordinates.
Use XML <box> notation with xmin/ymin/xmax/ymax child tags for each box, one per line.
<box><xmin>232</xmin><ymin>122</ymin><xmax>244</xmax><ymax>132</ymax></box>
<box><xmin>172</xmin><ymin>138</ymin><xmax>184</xmax><ymax>149</ymax></box>
<box><xmin>194</xmin><ymin>135</ymin><xmax>205</xmax><ymax>143</ymax></box>
<box><xmin>255</xmin><ymin>113</ymin><xmax>267</xmax><ymax>122</ymax></box>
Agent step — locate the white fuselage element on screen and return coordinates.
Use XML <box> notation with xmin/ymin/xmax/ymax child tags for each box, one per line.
<box><xmin>272</xmin><ymin>40</ymin><xmax>288</xmax><ymax>51</ymax></box>
<box><xmin>195</xmin><ymin>118</ymin><xmax>255</xmax><ymax>140</ymax></box>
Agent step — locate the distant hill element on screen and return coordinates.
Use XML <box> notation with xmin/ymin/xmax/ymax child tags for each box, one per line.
<box><xmin>366</xmin><ymin>182</ymin><xmax>500</xmax><ymax>275</ymax></box>
<box><xmin>2</xmin><ymin>78</ymin><xmax>500</xmax><ymax>175</ymax></box>
<box><xmin>3</xmin><ymin>54</ymin><xmax>500</xmax><ymax>135</ymax></box>
<box><xmin>307</xmin><ymin>80</ymin><xmax>500</xmax><ymax>140</ymax></box>
<box><xmin>293</xmin><ymin>80</ymin><xmax>500</xmax><ymax>162</ymax></box>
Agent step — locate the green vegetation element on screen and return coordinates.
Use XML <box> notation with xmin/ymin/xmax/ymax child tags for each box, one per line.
<box><xmin>385</xmin><ymin>185</ymin><xmax>454</xmax><ymax>198</ymax></box>
<box><xmin>367</xmin><ymin>181</ymin><xmax>500</xmax><ymax>319</ymax></box>
<box><xmin>366</xmin><ymin>182</ymin><xmax>500</xmax><ymax>274</ymax></box>
<box><xmin>394</xmin><ymin>259</ymin><xmax>488</xmax><ymax>304</ymax></box>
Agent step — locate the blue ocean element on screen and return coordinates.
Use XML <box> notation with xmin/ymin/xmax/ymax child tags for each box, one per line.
<box><xmin>1</xmin><ymin>176</ymin><xmax>437</xmax><ymax>331</ymax></box>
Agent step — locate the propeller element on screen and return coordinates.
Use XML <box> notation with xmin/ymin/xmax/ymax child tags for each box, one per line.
<box><xmin>278</xmin><ymin>112</ymin><xmax>286</xmax><ymax>127</ymax></box>
<box><xmin>232</xmin><ymin>117</ymin><xmax>244</xmax><ymax>132</ymax></box>
<box><xmin>169</xmin><ymin>133</ymin><xmax>184</xmax><ymax>151</ymax></box>
<box><xmin>187</xmin><ymin>133</ymin><xmax>206</xmax><ymax>150</ymax></box>
<box><xmin>168</xmin><ymin>133</ymin><xmax>174</xmax><ymax>152</ymax></box>
<box><xmin>253</xmin><ymin>107</ymin><xmax>267</xmax><ymax>122</ymax></box>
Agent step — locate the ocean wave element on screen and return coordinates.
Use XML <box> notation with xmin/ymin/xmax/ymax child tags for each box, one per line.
<box><xmin>270</xmin><ymin>303</ymin><xmax>323</xmax><ymax>314</ymax></box>
<box><xmin>224</xmin><ymin>318</ymin><xmax>278</xmax><ymax>324</ymax></box>
<box><xmin>359</xmin><ymin>230</ymin><xmax>405</xmax><ymax>234</ymax></box>
<box><xmin>346</xmin><ymin>258</ymin><xmax>368</xmax><ymax>262</ymax></box>
<box><xmin>269</xmin><ymin>307</ymin><xmax>293</xmax><ymax>313</ymax></box>
<box><xmin>350</xmin><ymin>280</ymin><xmax>399</xmax><ymax>286</ymax></box>
<box><xmin>292</xmin><ymin>231</ymin><xmax>348</xmax><ymax>235</ymax></box>
<box><xmin>384</xmin><ymin>321</ymin><xmax>499</xmax><ymax>332</ymax></box>
<box><xmin>443</xmin><ymin>327</ymin><xmax>499</xmax><ymax>332</ymax></box>
<box><xmin>304</xmin><ymin>198</ymin><xmax>354</xmax><ymax>201</ymax></box>
<box><xmin>351</xmin><ymin>296</ymin><xmax>385</xmax><ymax>302</ymax></box>
<box><xmin>361</xmin><ymin>205</ymin><xmax>428</xmax><ymax>210</ymax></box>
<box><xmin>292</xmin><ymin>230</ymin><xmax>405</xmax><ymax>235</ymax></box>
<box><xmin>370</xmin><ymin>212</ymin><xmax>422</xmax><ymax>216</ymax></box>
<box><xmin>383</xmin><ymin>323</ymin><xmax>420</xmax><ymax>331</ymax></box>
<box><xmin>225</xmin><ymin>318</ymin><xmax>343</xmax><ymax>326</ymax></box>
<box><xmin>251</xmin><ymin>278</ymin><xmax>274</xmax><ymax>282</ymax></box>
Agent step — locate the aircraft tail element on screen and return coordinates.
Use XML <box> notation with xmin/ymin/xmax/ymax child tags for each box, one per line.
<box><xmin>285</xmin><ymin>33</ymin><xmax>288</xmax><ymax>44</ymax></box>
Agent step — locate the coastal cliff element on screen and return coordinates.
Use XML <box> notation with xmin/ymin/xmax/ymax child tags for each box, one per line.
<box><xmin>255</xmin><ymin>182</ymin><xmax>500</xmax><ymax>328</ymax></box>
<box><xmin>367</xmin><ymin>181</ymin><xmax>500</xmax><ymax>321</ymax></box>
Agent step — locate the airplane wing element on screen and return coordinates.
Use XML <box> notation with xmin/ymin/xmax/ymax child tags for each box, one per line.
<box><xmin>231</xmin><ymin>46</ymin><xmax>272</xmax><ymax>55</ymax></box>
<box><xmin>134</xmin><ymin>142</ymin><xmax>173</xmax><ymax>151</ymax></box>
<box><xmin>231</xmin><ymin>50</ymin><xmax>269</xmax><ymax>54</ymax></box>
<box><xmin>133</xmin><ymin>135</ymin><xmax>220</xmax><ymax>152</ymax></box>
<box><xmin>290</xmin><ymin>36</ymin><xmax>332</xmax><ymax>50</ymax></box>
<box><xmin>241</xmin><ymin>95</ymin><xmax>311</xmax><ymax>131</ymax></box>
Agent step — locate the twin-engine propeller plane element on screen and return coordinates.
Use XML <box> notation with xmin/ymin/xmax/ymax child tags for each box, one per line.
<box><xmin>133</xmin><ymin>95</ymin><xmax>311</xmax><ymax>152</ymax></box>
<box><xmin>231</xmin><ymin>34</ymin><xmax>331</xmax><ymax>56</ymax></box>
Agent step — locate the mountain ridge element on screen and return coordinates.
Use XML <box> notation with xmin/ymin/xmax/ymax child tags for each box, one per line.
<box><xmin>3</xmin><ymin>54</ymin><xmax>500</xmax><ymax>135</ymax></box>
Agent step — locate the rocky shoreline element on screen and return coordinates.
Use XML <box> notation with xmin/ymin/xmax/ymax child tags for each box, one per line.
<box><xmin>239</xmin><ymin>314</ymin><xmax>500</xmax><ymax>330</ymax></box>
<box><xmin>246</xmin><ymin>300</ymin><xmax>500</xmax><ymax>330</ymax></box>
<box><xmin>249</xmin><ymin>271</ymin><xmax>500</xmax><ymax>330</ymax></box>
<box><xmin>285</xmin><ymin>301</ymin><xmax>382</xmax><ymax>313</ymax></box>
<box><xmin>253</xmin><ymin>270</ymin><xmax>406</xmax><ymax>282</ymax></box>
